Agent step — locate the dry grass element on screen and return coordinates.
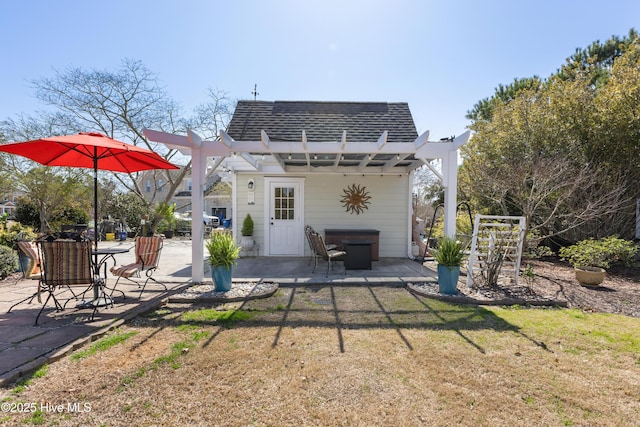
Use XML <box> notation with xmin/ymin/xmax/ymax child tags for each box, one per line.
<box><xmin>2</xmin><ymin>285</ymin><xmax>640</xmax><ymax>426</ymax></box>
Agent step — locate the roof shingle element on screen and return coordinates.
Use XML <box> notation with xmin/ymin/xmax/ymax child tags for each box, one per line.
<box><xmin>227</xmin><ymin>100</ymin><xmax>418</xmax><ymax>143</ymax></box>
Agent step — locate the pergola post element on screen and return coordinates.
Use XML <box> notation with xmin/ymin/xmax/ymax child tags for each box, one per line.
<box><xmin>442</xmin><ymin>149</ymin><xmax>459</xmax><ymax>238</ymax></box>
<box><xmin>187</xmin><ymin>130</ymin><xmax>205</xmax><ymax>283</ymax></box>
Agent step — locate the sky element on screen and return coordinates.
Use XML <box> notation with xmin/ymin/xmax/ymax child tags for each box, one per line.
<box><xmin>1</xmin><ymin>0</ymin><xmax>639</xmax><ymax>141</ymax></box>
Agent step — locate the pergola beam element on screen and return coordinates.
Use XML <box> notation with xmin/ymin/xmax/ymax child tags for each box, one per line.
<box><xmin>419</xmin><ymin>159</ymin><xmax>443</xmax><ymax>181</ymax></box>
<box><xmin>332</xmin><ymin>131</ymin><xmax>348</xmax><ymax>170</ymax></box>
<box><xmin>414</xmin><ymin>130</ymin><xmax>429</xmax><ymax>149</ymax></box>
<box><xmin>377</xmin><ymin>131</ymin><xmax>388</xmax><ymax>149</ymax></box>
<box><xmin>144</xmin><ymin>129</ymin><xmax>471</xmax><ymax>176</ymax></box>
<box><xmin>260</xmin><ymin>130</ymin><xmax>270</xmax><ymax>149</ymax></box>
<box><xmin>382</xmin><ymin>153</ymin><xmax>410</xmax><ymax>172</ymax></box>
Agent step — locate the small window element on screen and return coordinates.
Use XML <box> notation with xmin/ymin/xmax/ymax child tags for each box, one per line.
<box><xmin>145</xmin><ymin>180</ymin><xmax>152</xmax><ymax>192</ymax></box>
<box><xmin>157</xmin><ymin>179</ymin><xmax>163</xmax><ymax>192</ymax></box>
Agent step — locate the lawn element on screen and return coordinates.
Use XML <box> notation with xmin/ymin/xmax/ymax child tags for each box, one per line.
<box><xmin>2</xmin><ymin>285</ymin><xmax>639</xmax><ymax>426</ymax></box>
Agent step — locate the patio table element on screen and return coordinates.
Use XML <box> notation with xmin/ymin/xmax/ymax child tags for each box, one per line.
<box><xmin>77</xmin><ymin>247</ymin><xmax>131</xmax><ymax>308</ymax></box>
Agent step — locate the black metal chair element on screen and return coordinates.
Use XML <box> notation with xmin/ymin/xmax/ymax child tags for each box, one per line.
<box><xmin>305</xmin><ymin>225</ymin><xmax>336</xmax><ymax>266</ymax></box>
<box><xmin>110</xmin><ymin>236</ymin><xmax>166</xmax><ymax>297</ymax></box>
<box><xmin>34</xmin><ymin>240</ymin><xmax>100</xmax><ymax>325</ymax></box>
<box><xmin>309</xmin><ymin>231</ymin><xmax>346</xmax><ymax>276</ymax></box>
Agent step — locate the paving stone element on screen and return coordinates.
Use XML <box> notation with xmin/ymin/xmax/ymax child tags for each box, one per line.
<box><xmin>0</xmin><ymin>347</ymin><xmax>48</xmax><ymax>376</ymax></box>
<box><xmin>18</xmin><ymin>326</ymin><xmax>95</xmax><ymax>349</ymax></box>
<box><xmin>0</xmin><ymin>326</ymin><xmax>45</xmax><ymax>344</ymax></box>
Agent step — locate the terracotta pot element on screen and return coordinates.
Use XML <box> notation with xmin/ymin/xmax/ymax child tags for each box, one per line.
<box><xmin>574</xmin><ymin>266</ymin><xmax>605</xmax><ymax>286</ymax></box>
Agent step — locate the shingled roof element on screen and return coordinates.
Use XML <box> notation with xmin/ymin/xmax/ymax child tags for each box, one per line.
<box><xmin>227</xmin><ymin>101</ymin><xmax>418</xmax><ymax>143</ymax></box>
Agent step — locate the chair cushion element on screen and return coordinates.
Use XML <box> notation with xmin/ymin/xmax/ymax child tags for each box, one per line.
<box><xmin>136</xmin><ymin>236</ymin><xmax>162</xmax><ymax>267</ymax></box>
<box><xmin>110</xmin><ymin>263</ymin><xmax>142</xmax><ymax>278</ymax></box>
<box><xmin>17</xmin><ymin>241</ymin><xmax>41</xmax><ymax>278</ymax></box>
<box><xmin>39</xmin><ymin>241</ymin><xmax>93</xmax><ymax>286</ymax></box>
<box><xmin>327</xmin><ymin>249</ymin><xmax>346</xmax><ymax>258</ymax></box>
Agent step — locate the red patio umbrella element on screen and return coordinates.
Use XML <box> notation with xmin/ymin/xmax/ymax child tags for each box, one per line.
<box><xmin>0</xmin><ymin>132</ymin><xmax>179</xmax><ymax>260</ymax></box>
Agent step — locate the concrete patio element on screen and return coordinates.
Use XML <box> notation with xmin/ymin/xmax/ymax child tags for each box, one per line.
<box><xmin>0</xmin><ymin>238</ymin><xmax>436</xmax><ymax>386</ymax></box>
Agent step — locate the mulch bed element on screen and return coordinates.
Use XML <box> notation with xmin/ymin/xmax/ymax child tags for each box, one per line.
<box><xmin>411</xmin><ymin>258</ymin><xmax>640</xmax><ymax>318</ymax></box>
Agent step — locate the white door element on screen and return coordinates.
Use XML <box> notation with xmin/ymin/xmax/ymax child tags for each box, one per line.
<box><xmin>267</xmin><ymin>179</ymin><xmax>303</xmax><ymax>256</ymax></box>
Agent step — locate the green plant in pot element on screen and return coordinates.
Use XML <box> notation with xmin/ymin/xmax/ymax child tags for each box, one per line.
<box><xmin>155</xmin><ymin>202</ymin><xmax>176</xmax><ymax>238</ymax></box>
<box><xmin>206</xmin><ymin>230</ymin><xmax>241</xmax><ymax>292</ymax></box>
<box><xmin>431</xmin><ymin>235</ymin><xmax>466</xmax><ymax>295</ymax></box>
<box><xmin>559</xmin><ymin>236</ymin><xmax>637</xmax><ymax>286</ymax></box>
<box><xmin>240</xmin><ymin>213</ymin><xmax>255</xmax><ymax>251</ymax></box>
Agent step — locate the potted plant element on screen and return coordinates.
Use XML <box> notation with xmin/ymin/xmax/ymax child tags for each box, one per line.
<box><xmin>559</xmin><ymin>236</ymin><xmax>637</xmax><ymax>286</ymax></box>
<box><xmin>430</xmin><ymin>235</ymin><xmax>466</xmax><ymax>295</ymax></box>
<box><xmin>240</xmin><ymin>213</ymin><xmax>255</xmax><ymax>251</ymax></box>
<box><xmin>156</xmin><ymin>202</ymin><xmax>176</xmax><ymax>238</ymax></box>
<box><xmin>206</xmin><ymin>230</ymin><xmax>241</xmax><ymax>292</ymax></box>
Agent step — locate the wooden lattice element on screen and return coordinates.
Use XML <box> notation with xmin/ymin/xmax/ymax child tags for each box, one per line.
<box><xmin>466</xmin><ymin>215</ymin><xmax>526</xmax><ymax>288</ymax></box>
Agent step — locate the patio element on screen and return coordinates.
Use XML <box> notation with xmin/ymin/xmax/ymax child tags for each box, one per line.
<box><xmin>0</xmin><ymin>238</ymin><xmax>436</xmax><ymax>386</ymax></box>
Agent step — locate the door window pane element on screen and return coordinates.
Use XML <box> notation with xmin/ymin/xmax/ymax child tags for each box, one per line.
<box><xmin>273</xmin><ymin>186</ymin><xmax>295</xmax><ymax>221</ymax></box>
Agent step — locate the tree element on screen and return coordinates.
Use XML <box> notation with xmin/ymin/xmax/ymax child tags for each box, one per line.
<box><xmin>101</xmin><ymin>191</ymin><xmax>152</xmax><ymax>235</ymax></box>
<box><xmin>28</xmin><ymin>59</ymin><xmax>191</xmax><ymax>204</ymax></box>
<box><xmin>16</xmin><ymin>166</ymin><xmax>91</xmax><ymax>232</ymax></box>
<box><xmin>462</xmin><ymin>30</ymin><xmax>640</xmax><ymax>244</ymax></box>
<box><xmin>0</xmin><ymin>59</ymin><xmax>234</xmax><ymax>231</ymax></box>
<box><xmin>461</xmin><ymin>81</ymin><xmax>631</xmax><ymax>243</ymax></box>
<box><xmin>556</xmin><ymin>28</ymin><xmax>639</xmax><ymax>88</ymax></box>
<box><xmin>466</xmin><ymin>76</ymin><xmax>544</xmax><ymax>123</ymax></box>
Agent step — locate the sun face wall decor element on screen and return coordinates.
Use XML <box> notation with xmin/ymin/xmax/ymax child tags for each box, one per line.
<box><xmin>340</xmin><ymin>183</ymin><xmax>371</xmax><ymax>214</ymax></box>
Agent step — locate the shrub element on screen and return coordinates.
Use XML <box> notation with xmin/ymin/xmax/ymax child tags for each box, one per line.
<box><xmin>241</xmin><ymin>214</ymin><xmax>254</xmax><ymax>236</ymax></box>
<box><xmin>0</xmin><ymin>223</ymin><xmax>37</xmax><ymax>249</ymax></box>
<box><xmin>0</xmin><ymin>245</ymin><xmax>18</xmax><ymax>279</ymax></box>
<box><xmin>559</xmin><ymin>236</ymin><xmax>638</xmax><ymax>269</ymax></box>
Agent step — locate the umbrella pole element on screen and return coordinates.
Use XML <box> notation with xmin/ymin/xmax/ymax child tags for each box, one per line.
<box><xmin>94</xmin><ymin>153</ymin><xmax>99</xmax><ymax>257</ymax></box>
<box><xmin>93</xmin><ymin>153</ymin><xmax>100</xmax><ymax>300</ymax></box>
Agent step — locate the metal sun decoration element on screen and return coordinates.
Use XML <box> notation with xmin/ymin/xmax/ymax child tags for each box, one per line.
<box><xmin>341</xmin><ymin>183</ymin><xmax>371</xmax><ymax>215</ymax></box>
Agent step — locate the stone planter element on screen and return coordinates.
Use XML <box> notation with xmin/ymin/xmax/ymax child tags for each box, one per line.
<box><xmin>574</xmin><ymin>266</ymin><xmax>605</xmax><ymax>286</ymax></box>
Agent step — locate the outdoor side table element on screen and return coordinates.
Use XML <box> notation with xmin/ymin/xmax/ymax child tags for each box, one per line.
<box><xmin>342</xmin><ymin>240</ymin><xmax>374</xmax><ymax>270</ymax></box>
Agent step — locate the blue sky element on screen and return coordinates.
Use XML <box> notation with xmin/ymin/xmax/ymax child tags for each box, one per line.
<box><xmin>1</xmin><ymin>0</ymin><xmax>638</xmax><ymax>140</ymax></box>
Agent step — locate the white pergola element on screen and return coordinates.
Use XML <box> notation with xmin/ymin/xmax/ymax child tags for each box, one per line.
<box><xmin>144</xmin><ymin>128</ymin><xmax>471</xmax><ymax>282</ymax></box>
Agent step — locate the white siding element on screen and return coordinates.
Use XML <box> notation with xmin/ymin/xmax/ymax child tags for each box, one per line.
<box><xmin>236</xmin><ymin>173</ymin><xmax>410</xmax><ymax>257</ymax></box>
<box><xmin>235</xmin><ymin>175</ymin><xmax>266</xmax><ymax>250</ymax></box>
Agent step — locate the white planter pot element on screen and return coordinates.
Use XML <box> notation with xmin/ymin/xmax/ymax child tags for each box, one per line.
<box><xmin>240</xmin><ymin>236</ymin><xmax>255</xmax><ymax>251</ymax></box>
<box><xmin>411</xmin><ymin>242</ymin><xmax>420</xmax><ymax>257</ymax></box>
